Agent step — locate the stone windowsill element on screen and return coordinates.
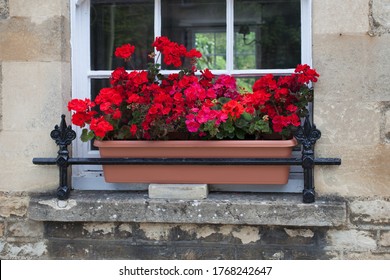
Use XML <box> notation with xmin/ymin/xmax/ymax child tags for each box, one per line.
<box><xmin>28</xmin><ymin>191</ymin><xmax>347</xmax><ymax>227</ymax></box>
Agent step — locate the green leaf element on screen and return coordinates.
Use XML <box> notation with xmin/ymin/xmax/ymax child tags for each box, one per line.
<box><xmin>235</xmin><ymin>129</ymin><xmax>246</xmax><ymax>139</ymax></box>
<box><xmin>235</xmin><ymin>118</ymin><xmax>249</xmax><ymax>129</ymax></box>
<box><xmin>241</xmin><ymin>112</ymin><xmax>253</xmax><ymax>121</ymax></box>
<box><xmin>217</xmin><ymin>97</ymin><xmax>231</xmax><ymax>104</ymax></box>
<box><xmin>221</xmin><ymin>120</ymin><xmax>235</xmax><ymax>133</ymax></box>
<box><xmin>80</xmin><ymin>129</ymin><xmax>95</xmax><ymax>142</ymax></box>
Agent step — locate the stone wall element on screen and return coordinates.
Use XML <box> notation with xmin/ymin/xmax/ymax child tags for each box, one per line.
<box><xmin>1</xmin><ymin>191</ymin><xmax>390</xmax><ymax>259</ymax></box>
<box><xmin>313</xmin><ymin>0</ymin><xmax>390</xmax><ymax>198</ymax></box>
<box><xmin>0</xmin><ymin>0</ymin><xmax>70</xmax><ymax>192</ymax></box>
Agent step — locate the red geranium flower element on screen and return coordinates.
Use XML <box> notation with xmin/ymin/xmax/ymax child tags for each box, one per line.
<box><xmin>114</xmin><ymin>43</ymin><xmax>135</xmax><ymax>59</ymax></box>
<box><xmin>68</xmin><ymin>37</ymin><xmax>319</xmax><ymax>141</ymax></box>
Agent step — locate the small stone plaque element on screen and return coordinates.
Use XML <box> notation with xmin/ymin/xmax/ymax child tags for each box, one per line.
<box><xmin>148</xmin><ymin>184</ymin><xmax>208</xmax><ymax>200</ymax></box>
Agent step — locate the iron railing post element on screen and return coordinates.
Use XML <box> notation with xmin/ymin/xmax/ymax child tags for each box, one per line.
<box><xmin>295</xmin><ymin>117</ymin><xmax>322</xmax><ymax>203</ymax></box>
<box><xmin>49</xmin><ymin>114</ymin><xmax>76</xmax><ymax>200</ymax></box>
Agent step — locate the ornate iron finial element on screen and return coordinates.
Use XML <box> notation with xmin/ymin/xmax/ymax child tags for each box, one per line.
<box><xmin>295</xmin><ymin>117</ymin><xmax>321</xmax><ymax>151</ymax></box>
<box><xmin>50</xmin><ymin>115</ymin><xmax>76</xmax><ymax>200</ymax></box>
<box><xmin>50</xmin><ymin>114</ymin><xmax>77</xmax><ymax>147</ymax></box>
<box><xmin>294</xmin><ymin>117</ymin><xmax>322</xmax><ymax>203</ymax></box>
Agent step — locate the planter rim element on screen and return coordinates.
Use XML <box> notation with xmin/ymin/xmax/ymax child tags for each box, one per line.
<box><xmin>94</xmin><ymin>138</ymin><xmax>298</xmax><ymax>148</ymax></box>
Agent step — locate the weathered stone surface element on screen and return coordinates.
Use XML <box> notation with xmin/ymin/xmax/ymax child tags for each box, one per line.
<box><xmin>2</xmin><ymin>62</ymin><xmax>68</xmax><ymax>131</ymax></box>
<box><xmin>313</xmin><ymin>34</ymin><xmax>390</xmax><ymax>102</ymax></box>
<box><xmin>284</xmin><ymin>228</ymin><xmax>315</xmax><ymax>238</ymax></box>
<box><xmin>0</xmin><ymin>192</ymin><xmax>29</xmax><ymax>217</ymax></box>
<box><xmin>1</xmin><ymin>241</ymin><xmax>47</xmax><ymax>259</ymax></box>
<box><xmin>313</xmin><ymin>0</ymin><xmax>369</xmax><ymax>35</ymax></box>
<box><xmin>349</xmin><ymin>199</ymin><xmax>390</xmax><ymax>224</ymax></box>
<box><xmin>9</xmin><ymin>0</ymin><xmax>68</xmax><ymax>21</ymax></box>
<box><xmin>175</xmin><ymin>245</ymin><xmax>236</xmax><ymax>260</ymax></box>
<box><xmin>0</xmin><ymin>222</ymin><xmax>4</xmax><ymax>237</ymax></box>
<box><xmin>82</xmin><ymin>223</ymin><xmax>116</xmax><ymax>238</ymax></box>
<box><xmin>0</xmin><ymin>17</ymin><xmax>70</xmax><ymax>62</ymax></box>
<box><xmin>314</xmin><ymin>101</ymin><xmax>381</xmax><ymax>145</ymax></box>
<box><xmin>383</xmin><ymin>102</ymin><xmax>390</xmax><ymax>143</ymax></box>
<box><xmin>343</xmin><ymin>251</ymin><xmax>390</xmax><ymax>260</ymax></box>
<box><xmin>0</xmin><ymin>63</ymin><xmax>2</xmax><ymax>132</ymax></box>
<box><xmin>8</xmin><ymin>220</ymin><xmax>44</xmax><ymax>237</ymax></box>
<box><xmin>379</xmin><ymin>231</ymin><xmax>390</xmax><ymax>247</ymax></box>
<box><xmin>369</xmin><ymin>0</ymin><xmax>390</xmax><ymax>36</ymax></box>
<box><xmin>0</xmin><ymin>61</ymin><xmax>70</xmax><ymax>191</ymax></box>
<box><xmin>149</xmin><ymin>184</ymin><xmax>208</xmax><ymax>200</ymax></box>
<box><xmin>29</xmin><ymin>191</ymin><xmax>347</xmax><ymax>227</ymax></box>
<box><xmin>315</xmin><ymin>145</ymin><xmax>390</xmax><ymax>197</ymax></box>
<box><xmin>326</xmin><ymin>229</ymin><xmax>377</xmax><ymax>251</ymax></box>
<box><xmin>0</xmin><ymin>0</ymin><xmax>8</xmax><ymax>19</ymax></box>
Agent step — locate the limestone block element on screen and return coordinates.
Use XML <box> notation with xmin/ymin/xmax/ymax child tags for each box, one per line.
<box><xmin>8</xmin><ymin>220</ymin><xmax>44</xmax><ymax>238</ymax></box>
<box><xmin>138</xmin><ymin>223</ymin><xmax>175</xmax><ymax>241</ymax></box>
<box><xmin>9</xmin><ymin>0</ymin><xmax>68</xmax><ymax>22</ymax></box>
<box><xmin>313</xmin><ymin>35</ymin><xmax>368</xmax><ymax>101</ymax></box>
<box><xmin>315</xmin><ymin>144</ymin><xmax>390</xmax><ymax>197</ymax></box>
<box><xmin>326</xmin><ymin>229</ymin><xmax>377</xmax><ymax>251</ymax></box>
<box><xmin>82</xmin><ymin>223</ymin><xmax>116</xmax><ymax>238</ymax></box>
<box><xmin>384</xmin><ymin>104</ymin><xmax>390</xmax><ymax>143</ymax></box>
<box><xmin>149</xmin><ymin>184</ymin><xmax>208</xmax><ymax>200</ymax></box>
<box><xmin>313</xmin><ymin>34</ymin><xmax>390</xmax><ymax>102</ymax></box>
<box><xmin>350</xmin><ymin>199</ymin><xmax>390</xmax><ymax>224</ymax></box>
<box><xmin>1</xmin><ymin>241</ymin><xmax>47</xmax><ymax>259</ymax></box>
<box><xmin>0</xmin><ymin>0</ymin><xmax>9</xmax><ymax>19</ymax></box>
<box><xmin>365</xmin><ymin>35</ymin><xmax>390</xmax><ymax>101</ymax></box>
<box><xmin>2</xmin><ymin>62</ymin><xmax>69</xmax><ymax>131</ymax></box>
<box><xmin>314</xmin><ymin>101</ymin><xmax>381</xmax><ymax>145</ymax></box>
<box><xmin>0</xmin><ymin>16</ymin><xmax>70</xmax><ymax>62</ymax></box>
<box><xmin>29</xmin><ymin>192</ymin><xmax>347</xmax><ymax>227</ymax></box>
<box><xmin>0</xmin><ymin>222</ymin><xmax>4</xmax><ymax>237</ymax></box>
<box><xmin>0</xmin><ymin>131</ymin><xmax>58</xmax><ymax>191</ymax></box>
<box><xmin>179</xmin><ymin>224</ymin><xmax>260</xmax><ymax>244</ymax></box>
<box><xmin>370</xmin><ymin>0</ymin><xmax>390</xmax><ymax>35</ymax></box>
<box><xmin>343</xmin><ymin>252</ymin><xmax>390</xmax><ymax>260</ymax></box>
<box><xmin>0</xmin><ymin>192</ymin><xmax>29</xmax><ymax>217</ymax></box>
<box><xmin>379</xmin><ymin>231</ymin><xmax>390</xmax><ymax>247</ymax></box>
<box><xmin>313</xmin><ymin>0</ymin><xmax>369</xmax><ymax>35</ymax></box>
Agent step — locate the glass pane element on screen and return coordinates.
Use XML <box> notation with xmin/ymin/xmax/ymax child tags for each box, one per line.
<box><xmin>161</xmin><ymin>0</ymin><xmax>226</xmax><ymax>70</ymax></box>
<box><xmin>195</xmin><ymin>33</ymin><xmax>226</xmax><ymax>70</ymax></box>
<box><xmin>235</xmin><ymin>0</ymin><xmax>301</xmax><ymax>69</ymax></box>
<box><xmin>90</xmin><ymin>0</ymin><xmax>154</xmax><ymax>70</ymax></box>
<box><xmin>91</xmin><ymin>78</ymin><xmax>110</xmax><ymax>101</ymax></box>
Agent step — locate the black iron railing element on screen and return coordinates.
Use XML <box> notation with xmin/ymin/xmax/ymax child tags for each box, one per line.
<box><xmin>33</xmin><ymin>115</ymin><xmax>341</xmax><ymax>203</ymax></box>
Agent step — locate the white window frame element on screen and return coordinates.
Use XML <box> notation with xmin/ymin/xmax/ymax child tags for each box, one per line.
<box><xmin>70</xmin><ymin>0</ymin><xmax>312</xmax><ymax>191</ymax></box>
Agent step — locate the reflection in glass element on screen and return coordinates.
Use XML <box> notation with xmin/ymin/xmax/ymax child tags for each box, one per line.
<box><xmin>235</xmin><ymin>0</ymin><xmax>301</xmax><ymax>69</ymax></box>
<box><xmin>90</xmin><ymin>0</ymin><xmax>154</xmax><ymax>70</ymax></box>
<box><xmin>162</xmin><ymin>0</ymin><xmax>226</xmax><ymax>70</ymax></box>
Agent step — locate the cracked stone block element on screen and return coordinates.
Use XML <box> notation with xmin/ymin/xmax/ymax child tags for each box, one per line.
<box><xmin>0</xmin><ymin>0</ymin><xmax>9</xmax><ymax>19</ymax></box>
<box><xmin>370</xmin><ymin>0</ymin><xmax>390</xmax><ymax>35</ymax></box>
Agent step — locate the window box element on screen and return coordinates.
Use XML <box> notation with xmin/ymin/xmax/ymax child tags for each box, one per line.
<box><xmin>94</xmin><ymin>138</ymin><xmax>298</xmax><ymax>184</ymax></box>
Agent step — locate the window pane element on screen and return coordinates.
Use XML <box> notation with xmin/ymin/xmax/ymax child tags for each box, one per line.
<box><xmin>235</xmin><ymin>0</ymin><xmax>301</xmax><ymax>69</ymax></box>
<box><xmin>195</xmin><ymin>33</ymin><xmax>226</xmax><ymax>70</ymax></box>
<box><xmin>90</xmin><ymin>0</ymin><xmax>154</xmax><ymax>70</ymax></box>
<box><xmin>91</xmin><ymin>78</ymin><xmax>110</xmax><ymax>101</ymax></box>
<box><xmin>161</xmin><ymin>0</ymin><xmax>226</xmax><ymax>70</ymax></box>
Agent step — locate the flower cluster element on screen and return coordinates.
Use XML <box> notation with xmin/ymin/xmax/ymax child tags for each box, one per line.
<box><xmin>68</xmin><ymin>37</ymin><xmax>319</xmax><ymax>141</ymax></box>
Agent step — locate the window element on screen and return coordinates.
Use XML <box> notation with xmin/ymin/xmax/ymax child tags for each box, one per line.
<box><xmin>70</xmin><ymin>0</ymin><xmax>312</xmax><ymax>191</ymax></box>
